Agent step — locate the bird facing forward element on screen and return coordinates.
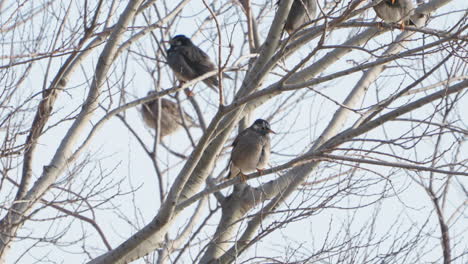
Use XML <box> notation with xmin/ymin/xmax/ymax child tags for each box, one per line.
<box><xmin>166</xmin><ymin>35</ymin><xmax>230</xmax><ymax>94</ymax></box>
<box><xmin>141</xmin><ymin>92</ymin><xmax>196</xmax><ymax>139</ymax></box>
<box><xmin>373</xmin><ymin>0</ymin><xmax>419</xmax><ymax>27</ymax></box>
<box><xmin>279</xmin><ymin>0</ymin><xmax>317</xmax><ymax>35</ymax></box>
<box><xmin>227</xmin><ymin>119</ymin><xmax>275</xmax><ymax>182</ymax></box>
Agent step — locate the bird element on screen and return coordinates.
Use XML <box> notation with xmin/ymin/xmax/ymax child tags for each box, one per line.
<box><xmin>166</xmin><ymin>35</ymin><xmax>231</xmax><ymax>95</ymax></box>
<box><xmin>141</xmin><ymin>92</ymin><xmax>196</xmax><ymax>139</ymax></box>
<box><xmin>408</xmin><ymin>11</ymin><xmax>429</xmax><ymax>27</ymax></box>
<box><xmin>279</xmin><ymin>0</ymin><xmax>317</xmax><ymax>35</ymax></box>
<box><xmin>373</xmin><ymin>0</ymin><xmax>419</xmax><ymax>28</ymax></box>
<box><xmin>227</xmin><ymin>119</ymin><xmax>275</xmax><ymax>182</ymax></box>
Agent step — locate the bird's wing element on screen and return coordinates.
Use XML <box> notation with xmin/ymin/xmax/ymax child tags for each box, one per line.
<box><xmin>179</xmin><ymin>45</ymin><xmax>216</xmax><ymax>76</ymax></box>
<box><xmin>226</xmin><ymin>128</ymin><xmax>246</xmax><ymax>174</ymax></box>
<box><xmin>409</xmin><ymin>12</ymin><xmax>428</xmax><ymax>27</ymax></box>
<box><xmin>161</xmin><ymin>99</ymin><xmax>180</xmax><ymax>121</ymax></box>
<box><xmin>227</xmin><ymin>128</ymin><xmax>252</xmax><ymax>174</ymax></box>
<box><xmin>162</xmin><ymin>99</ymin><xmax>197</xmax><ymax>127</ymax></box>
<box><xmin>232</xmin><ymin>128</ymin><xmax>251</xmax><ymax>147</ymax></box>
<box><xmin>257</xmin><ymin>136</ymin><xmax>271</xmax><ymax>169</ymax></box>
<box><xmin>167</xmin><ymin>49</ymin><xmax>198</xmax><ymax>80</ymax></box>
<box><xmin>226</xmin><ymin>129</ymin><xmax>248</xmax><ymax>177</ymax></box>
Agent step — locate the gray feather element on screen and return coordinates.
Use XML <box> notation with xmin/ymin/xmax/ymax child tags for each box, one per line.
<box><xmin>141</xmin><ymin>96</ymin><xmax>196</xmax><ymax>139</ymax></box>
<box><xmin>373</xmin><ymin>0</ymin><xmax>415</xmax><ymax>24</ymax></box>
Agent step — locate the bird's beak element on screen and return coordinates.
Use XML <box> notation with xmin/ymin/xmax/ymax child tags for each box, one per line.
<box><xmin>391</xmin><ymin>0</ymin><xmax>396</xmax><ymax>4</ymax></box>
<box><xmin>268</xmin><ymin>129</ymin><xmax>276</xmax><ymax>134</ymax></box>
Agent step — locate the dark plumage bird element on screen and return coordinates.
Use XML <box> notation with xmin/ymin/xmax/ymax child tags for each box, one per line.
<box><xmin>373</xmin><ymin>0</ymin><xmax>419</xmax><ymax>27</ymax></box>
<box><xmin>227</xmin><ymin>119</ymin><xmax>275</xmax><ymax>182</ymax></box>
<box><xmin>279</xmin><ymin>0</ymin><xmax>317</xmax><ymax>35</ymax></box>
<box><xmin>141</xmin><ymin>92</ymin><xmax>196</xmax><ymax>138</ymax></box>
<box><xmin>166</xmin><ymin>35</ymin><xmax>230</xmax><ymax>93</ymax></box>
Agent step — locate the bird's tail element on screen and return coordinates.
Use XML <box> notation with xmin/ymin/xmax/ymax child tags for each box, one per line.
<box><xmin>225</xmin><ymin>162</ymin><xmax>240</xmax><ymax>180</ymax></box>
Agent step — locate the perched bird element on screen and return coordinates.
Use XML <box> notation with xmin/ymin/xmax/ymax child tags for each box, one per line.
<box><xmin>373</xmin><ymin>0</ymin><xmax>419</xmax><ymax>28</ymax></box>
<box><xmin>166</xmin><ymin>35</ymin><xmax>230</xmax><ymax>94</ymax></box>
<box><xmin>227</xmin><ymin>119</ymin><xmax>275</xmax><ymax>182</ymax></box>
<box><xmin>279</xmin><ymin>0</ymin><xmax>317</xmax><ymax>35</ymax></box>
<box><xmin>141</xmin><ymin>92</ymin><xmax>196</xmax><ymax>139</ymax></box>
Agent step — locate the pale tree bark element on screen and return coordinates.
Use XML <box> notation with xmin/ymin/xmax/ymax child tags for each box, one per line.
<box><xmin>0</xmin><ymin>0</ymin><xmax>144</xmax><ymax>260</ymax></box>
